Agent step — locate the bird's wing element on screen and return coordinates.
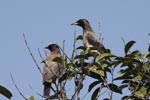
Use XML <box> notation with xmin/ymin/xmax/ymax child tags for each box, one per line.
<box><xmin>43</xmin><ymin>62</ymin><xmax>59</xmax><ymax>82</ymax></box>
<box><xmin>86</xmin><ymin>32</ymin><xmax>107</xmax><ymax>53</ymax></box>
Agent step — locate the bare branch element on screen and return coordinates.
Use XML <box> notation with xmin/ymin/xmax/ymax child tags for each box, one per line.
<box><xmin>29</xmin><ymin>85</ymin><xmax>43</xmax><ymax>98</ymax></box>
<box><xmin>98</xmin><ymin>88</ymin><xmax>108</xmax><ymax>98</ymax></box>
<box><xmin>23</xmin><ymin>33</ymin><xmax>42</xmax><ymax>75</ymax></box>
<box><xmin>110</xmin><ymin>66</ymin><xmax>115</xmax><ymax>100</ymax></box>
<box><xmin>59</xmin><ymin>40</ymin><xmax>67</xmax><ymax>100</ymax></box>
<box><xmin>71</xmin><ymin>74</ymin><xmax>85</xmax><ymax>100</ymax></box>
<box><xmin>71</xmin><ymin>31</ymin><xmax>77</xmax><ymax>60</ymax></box>
<box><xmin>63</xmin><ymin>40</ymin><xmax>65</xmax><ymax>56</ymax></box>
<box><xmin>37</xmin><ymin>48</ymin><xmax>45</xmax><ymax>62</ymax></box>
<box><xmin>98</xmin><ymin>22</ymin><xmax>102</xmax><ymax>41</ymax></box>
<box><xmin>122</xmin><ymin>37</ymin><xmax>126</xmax><ymax>47</ymax></box>
<box><xmin>59</xmin><ymin>46</ymin><xmax>79</xmax><ymax>73</ymax></box>
<box><xmin>10</xmin><ymin>73</ymin><xmax>28</xmax><ymax>100</ymax></box>
<box><xmin>42</xmin><ymin>41</ymin><xmax>48</xmax><ymax>57</ymax></box>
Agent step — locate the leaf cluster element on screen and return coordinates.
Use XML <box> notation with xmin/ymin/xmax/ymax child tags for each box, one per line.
<box><xmin>2</xmin><ymin>35</ymin><xmax>150</xmax><ymax>100</ymax></box>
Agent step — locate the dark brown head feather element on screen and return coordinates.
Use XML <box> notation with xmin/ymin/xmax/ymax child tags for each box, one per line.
<box><xmin>71</xmin><ymin>19</ymin><xmax>93</xmax><ymax>31</ymax></box>
<box><xmin>45</xmin><ymin>44</ymin><xmax>59</xmax><ymax>52</ymax></box>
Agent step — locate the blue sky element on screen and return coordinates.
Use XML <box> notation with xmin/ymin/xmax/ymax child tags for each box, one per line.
<box><xmin>0</xmin><ymin>0</ymin><xmax>150</xmax><ymax>100</ymax></box>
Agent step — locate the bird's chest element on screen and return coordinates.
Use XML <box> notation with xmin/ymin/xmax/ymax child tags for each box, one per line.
<box><xmin>83</xmin><ymin>34</ymin><xmax>93</xmax><ymax>48</ymax></box>
<box><xmin>45</xmin><ymin>54</ymin><xmax>59</xmax><ymax>66</ymax></box>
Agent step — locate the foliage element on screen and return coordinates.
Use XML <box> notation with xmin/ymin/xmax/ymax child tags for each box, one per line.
<box><xmin>4</xmin><ymin>34</ymin><xmax>150</xmax><ymax>100</ymax></box>
<box><xmin>47</xmin><ymin>35</ymin><xmax>150</xmax><ymax>100</ymax></box>
<box><xmin>0</xmin><ymin>85</ymin><xmax>12</xmax><ymax>99</ymax></box>
<box><xmin>114</xmin><ymin>40</ymin><xmax>150</xmax><ymax>100</ymax></box>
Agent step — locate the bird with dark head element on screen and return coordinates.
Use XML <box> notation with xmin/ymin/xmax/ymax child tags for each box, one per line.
<box><xmin>42</xmin><ymin>44</ymin><xmax>61</xmax><ymax>97</ymax></box>
<box><xmin>71</xmin><ymin>19</ymin><xmax>108</xmax><ymax>54</ymax></box>
<box><xmin>71</xmin><ymin>19</ymin><xmax>93</xmax><ymax>31</ymax></box>
<box><xmin>44</xmin><ymin>44</ymin><xmax>60</xmax><ymax>53</ymax></box>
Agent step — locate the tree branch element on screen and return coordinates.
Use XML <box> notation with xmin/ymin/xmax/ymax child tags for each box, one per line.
<box><xmin>29</xmin><ymin>85</ymin><xmax>43</xmax><ymax>98</ymax></box>
<box><xmin>23</xmin><ymin>33</ymin><xmax>42</xmax><ymax>75</ymax></box>
<box><xmin>10</xmin><ymin>73</ymin><xmax>28</xmax><ymax>100</ymax></box>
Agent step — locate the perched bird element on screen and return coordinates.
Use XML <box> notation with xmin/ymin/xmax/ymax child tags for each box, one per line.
<box><xmin>42</xmin><ymin>44</ymin><xmax>61</xmax><ymax>97</ymax></box>
<box><xmin>71</xmin><ymin>19</ymin><xmax>107</xmax><ymax>54</ymax></box>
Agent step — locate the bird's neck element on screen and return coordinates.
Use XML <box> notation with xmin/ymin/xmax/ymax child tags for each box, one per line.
<box><xmin>83</xmin><ymin>25</ymin><xmax>93</xmax><ymax>32</ymax></box>
<box><xmin>52</xmin><ymin>50</ymin><xmax>61</xmax><ymax>55</ymax></box>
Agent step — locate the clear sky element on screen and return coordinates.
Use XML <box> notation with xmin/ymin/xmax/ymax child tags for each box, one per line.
<box><xmin>0</xmin><ymin>0</ymin><xmax>150</xmax><ymax>100</ymax></box>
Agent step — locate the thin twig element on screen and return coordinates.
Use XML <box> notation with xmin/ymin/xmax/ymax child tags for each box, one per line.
<box><xmin>122</xmin><ymin>37</ymin><xmax>134</xmax><ymax>56</ymax></box>
<box><xmin>59</xmin><ymin>47</ymin><xmax>73</xmax><ymax>65</ymax></box>
<box><xmin>99</xmin><ymin>33</ymin><xmax>102</xmax><ymax>41</ymax></box>
<box><xmin>98</xmin><ymin>22</ymin><xmax>101</xmax><ymax>33</ymax></box>
<box><xmin>29</xmin><ymin>85</ymin><xmax>43</xmax><ymax>98</ymax></box>
<box><xmin>71</xmin><ymin>77</ymin><xmax>78</xmax><ymax>100</ymax></box>
<box><xmin>60</xmin><ymin>40</ymin><xmax>68</xmax><ymax>100</ymax></box>
<box><xmin>77</xmin><ymin>74</ymin><xmax>85</xmax><ymax>100</ymax></box>
<box><xmin>62</xmin><ymin>32</ymin><xmax>79</xmax><ymax>100</ymax></box>
<box><xmin>99</xmin><ymin>75</ymin><xmax>113</xmax><ymax>98</ymax></box>
<box><xmin>59</xmin><ymin>46</ymin><xmax>79</xmax><ymax>72</ymax></box>
<box><xmin>98</xmin><ymin>22</ymin><xmax>102</xmax><ymax>41</ymax></box>
<box><xmin>122</xmin><ymin>37</ymin><xmax>126</xmax><ymax>47</ymax></box>
<box><xmin>61</xmin><ymin>40</ymin><xmax>69</xmax><ymax>89</ymax></box>
<box><xmin>37</xmin><ymin>48</ymin><xmax>45</xmax><ymax>62</ymax></box>
<box><xmin>42</xmin><ymin>41</ymin><xmax>48</xmax><ymax>57</ymax></box>
<box><xmin>23</xmin><ymin>33</ymin><xmax>42</xmax><ymax>75</ymax></box>
<box><xmin>10</xmin><ymin>73</ymin><xmax>28</xmax><ymax>100</ymax></box>
<box><xmin>98</xmin><ymin>88</ymin><xmax>108</xmax><ymax>98</ymax></box>
<box><xmin>110</xmin><ymin>66</ymin><xmax>114</xmax><ymax>100</ymax></box>
<box><xmin>71</xmin><ymin>74</ymin><xmax>85</xmax><ymax>100</ymax></box>
<box><xmin>63</xmin><ymin>40</ymin><xmax>65</xmax><ymax>56</ymax></box>
<box><xmin>71</xmin><ymin>31</ymin><xmax>77</xmax><ymax>60</ymax></box>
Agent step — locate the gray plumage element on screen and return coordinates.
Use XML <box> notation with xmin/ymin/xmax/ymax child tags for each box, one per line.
<box><xmin>71</xmin><ymin>19</ymin><xmax>107</xmax><ymax>54</ymax></box>
<box><xmin>42</xmin><ymin>44</ymin><xmax>61</xmax><ymax>97</ymax></box>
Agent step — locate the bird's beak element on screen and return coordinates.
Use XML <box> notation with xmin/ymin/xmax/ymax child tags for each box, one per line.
<box><xmin>44</xmin><ymin>46</ymin><xmax>48</xmax><ymax>49</ymax></box>
<box><xmin>41</xmin><ymin>60</ymin><xmax>45</xmax><ymax>63</ymax></box>
<box><xmin>71</xmin><ymin>22</ymin><xmax>79</xmax><ymax>25</ymax></box>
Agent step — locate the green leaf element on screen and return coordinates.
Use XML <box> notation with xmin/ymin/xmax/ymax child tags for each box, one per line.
<box><xmin>95</xmin><ymin>53</ymin><xmax>116</xmax><ymax>62</ymax></box>
<box><xmin>148</xmin><ymin>45</ymin><xmax>150</xmax><ymax>52</ymax></box>
<box><xmin>88</xmin><ymin>47</ymin><xmax>99</xmax><ymax>51</ymax></box>
<box><xmin>103</xmin><ymin>99</ymin><xmax>110</xmax><ymax>100</ymax></box>
<box><xmin>119</xmin><ymin>84</ymin><xmax>128</xmax><ymax>89</ymax></box>
<box><xmin>29</xmin><ymin>96</ymin><xmax>34</xmax><ymax>100</ymax></box>
<box><xmin>91</xmin><ymin>87</ymin><xmax>100</xmax><ymax>100</ymax></box>
<box><xmin>121</xmin><ymin>96</ymin><xmax>129</xmax><ymax>100</ymax></box>
<box><xmin>125</xmin><ymin>40</ymin><xmax>136</xmax><ymax>54</ymax></box>
<box><xmin>62</xmin><ymin>56</ymin><xmax>67</xmax><ymax>69</ymax></box>
<box><xmin>53</xmin><ymin>57</ymin><xmax>62</xmax><ymax>63</ymax></box>
<box><xmin>132</xmin><ymin>75</ymin><xmax>141</xmax><ymax>82</ymax></box>
<box><xmin>114</xmin><ymin>75</ymin><xmax>132</xmax><ymax>81</ymax></box>
<box><xmin>88</xmin><ymin>81</ymin><xmax>101</xmax><ymax>92</ymax></box>
<box><xmin>76</xmin><ymin>46</ymin><xmax>86</xmax><ymax>51</ymax></box>
<box><xmin>76</xmin><ymin>35</ymin><xmax>83</xmax><ymax>40</ymax></box>
<box><xmin>130</xmin><ymin>50</ymin><xmax>141</xmax><ymax>56</ymax></box>
<box><xmin>135</xmin><ymin>86</ymin><xmax>146</xmax><ymax>98</ymax></box>
<box><xmin>108</xmin><ymin>83</ymin><xmax>122</xmax><ymax>94</ymax></box>
<box><xmin>144</xmin><ymin>52</ymin><xmax>150</xmax><ymax>58</ymax></box>
<box><xmin>74</xmin><ymin>55</ymin><xmax>88</xmax><ymax>59</ymax></box>
<box><xmin>46</xmin><ymin>79</ymin><xmax>52</xmax><ymax>83</ymax></box>
<box><xmin>88</xmin><ymin>71</ymin><xmax>102</xmax><ymax>80</ymax></box>
<box><xmin>88</xmin><ymin>65</ymin><xmax>105</xmax><ymax>77</ymax></box>
<box><xmin>0</xmin><ymin>85</ymin><xmax>12</xmax><ymax>99</ymax></box>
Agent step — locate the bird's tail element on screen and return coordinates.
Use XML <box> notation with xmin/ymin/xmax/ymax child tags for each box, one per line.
<box><xmin>43</xmin><ymin>82</ymin><xmax>51</xmax><ymax>97</ymax></box>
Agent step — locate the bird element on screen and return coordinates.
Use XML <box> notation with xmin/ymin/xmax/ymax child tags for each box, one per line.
<box><xmin>71</xmin><ymin>19</ymin><xmax>108</xmax><ymax>54</ymax></box>
<box><xmin>42</xmin><ymin>44</ymin><xmax>62</xmax><ymax>97</ymax></box>
<box><xmin>71</xmin><ymin>19</ymin><xmax>110</xmax><ymax>89</ymax></box>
